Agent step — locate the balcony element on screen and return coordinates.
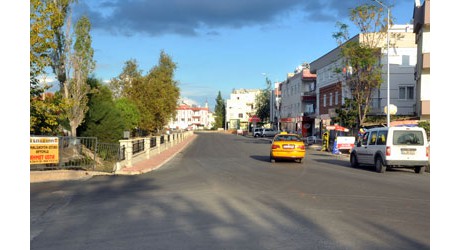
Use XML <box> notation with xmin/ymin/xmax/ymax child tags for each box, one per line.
<box><xmin>301</xmin><ymin>91</ymin><xmax>316</xmax><ymax>101</ymax></box>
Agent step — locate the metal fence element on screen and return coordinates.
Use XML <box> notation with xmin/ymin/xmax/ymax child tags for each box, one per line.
<box><xmin>31</xmin><ymin>136</ymin><xmax>125</xmax><ymax>173</ymax></box>
<box><xmin>132</xmin><ymin>139</ymin><xmax>144</xmax><ymax>155</ymax></box>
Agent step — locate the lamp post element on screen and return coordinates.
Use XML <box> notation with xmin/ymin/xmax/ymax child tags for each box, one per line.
<box><xmin>373</xmin><ymin>0</ymin><xmax>391</xmax><ymax>127</ymax></box>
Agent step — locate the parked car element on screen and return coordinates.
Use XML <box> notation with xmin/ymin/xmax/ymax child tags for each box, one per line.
<box><xmin>350</xmin><ymin>126</ymin><xmax>430</xmax><ymax>174</ymax></box>
<box><xmin>254</xmin><ymin>128</ymin><xmax>279</xmax><ymax>137</ymax></box>
<box><xmin>270</xmin><ymin>132</ymin><xmax>306</xmax><ymax>163</ymax></box>
<box><xmin>306</xmin><ymin>135</ymin><xmax>320</xmax><ymax>145</ymax></box>
<box><xmin>252</xmin><ymin>127</ymin><xmax>262</xmax><ymax>137</ymax></box>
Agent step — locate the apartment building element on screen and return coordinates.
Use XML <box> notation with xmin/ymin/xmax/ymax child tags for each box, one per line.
<box><xmin>413</xmin><ymin>0</ymin><xmax>430</xmax><ymax>121</ymax></box>
<box><xmin>169</xmin><ymin>102</ymin><xmax>211</xmax><ymax>130</ymax></box>
<box><xmin>310</xmin><ymin>24</ymin><xmax>417</xmax><ymax>129</ymax></box>
<box><xmin>225</xmin><ymin>89</ymin><xmax>261</xmax><ymax>131</ymax></box>
<box><xmin>278</xmin><ymin>65</ymin><xmax>317</xmax><ymax>137</ymax></box>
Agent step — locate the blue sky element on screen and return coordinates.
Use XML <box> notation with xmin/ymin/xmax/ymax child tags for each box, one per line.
<box><xmin>62</xmin><ymin>0</ymin><xmax>415</xmax><ymax>110</ymax></box>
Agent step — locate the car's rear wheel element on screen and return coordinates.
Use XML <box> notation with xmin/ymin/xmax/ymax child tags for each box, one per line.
<box><xmin>375</xmin><ymin>156</ymin><xmax>386</xmax><ymax>173</ymax></box>
<box><xmin>350</xmin><ymin>153</ymin><xmax>359</xmax><ymax>168</ymax></box>
<box><xmin>414</xmin><ymin>166</ymin><xmax>426</xmax><ymax>174</ymax></box>
<box><xmin>296</xmin><ymin>158</ymin><xmax>303</xmax><ymax>163</ymax></box>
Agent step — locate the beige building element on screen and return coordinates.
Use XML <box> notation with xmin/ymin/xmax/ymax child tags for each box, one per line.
<box><xmin>413</xmin><ymin>0</ymin><xmax>430</xmax><ymax>121</ymax></box>
<box><xmin>310</xmin><ymin>24</ymin><xmax>418</xmax><ymax>129</ymax></box>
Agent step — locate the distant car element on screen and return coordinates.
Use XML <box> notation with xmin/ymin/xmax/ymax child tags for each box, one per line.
<box><xmin>270</xmin><ymin>132</ymin><xmax>306</xmax><ymax>163</ymax></box>
<box><xmin>306</xmin><ymin>136</ymin><xmax>319</xmax><ymax>145</ymax></box>
<box><xmin>254</xmin><ymin>128</ymin><xmax>279</xmax><ymax>137</ymax></box>
<box><xmin>253</xmin><ymin>127</ymin><xmax>262</xmax><ymax>137</ymax></box>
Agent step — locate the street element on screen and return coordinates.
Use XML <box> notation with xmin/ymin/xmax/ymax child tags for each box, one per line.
<box><xmin>31</xmin><ymin>132</ymin><xmax>430</xmax><ymax>249</ymax></box>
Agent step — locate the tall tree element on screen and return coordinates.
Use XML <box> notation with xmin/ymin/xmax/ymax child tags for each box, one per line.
<box><xmin>213</xmin><ymin>91</ymin><xmax>225</xmax><ymax>129</ymax></box>
<box><xmin>127</xmin><ymin>51</ymin><xmax>179</xmax><ymax>133</ymax></box>
<box><xmin>49</xmin><ymin>0</ymin><xmax>75</xmax><ymax>92</ymax></box>
<box><xmin>30</xmin><ymin>0</ymin><xmax>67</xmax><ymax>135</ymax></box>
<box><xmin>255</xmin><ymin>77</ymin><xmax>271</xmax><ymax>123</ymax></box>
<box><xmin>109</xmin><ymin>59</ymin><xmax>142</xmax><ymax>99</ymax></box>
<box><xmin>332</xmin><ymin>4</ymin><xmax>389</xmax><ymax>128</ymax></box>
<box><xmin>65</xmin><ymin>15</ymin><xmax>95</xmax><ymax>136</ymax></box>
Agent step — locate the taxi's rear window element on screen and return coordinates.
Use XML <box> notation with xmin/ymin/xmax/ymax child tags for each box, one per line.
<box><xmin>393</xmin><ymin>131</ymin><xmax>424</xmax><ymax>145</ymax></box>
<box><xmin>274</xmin><ymin>135</ymin><xmax>301</xmax><ymax>142</ymax></box>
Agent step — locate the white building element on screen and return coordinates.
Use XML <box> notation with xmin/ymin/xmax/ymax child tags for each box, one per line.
<box><xmin>310</xmin><ymin>24</ymin><xmax>417</xmax><ymax>129</ymax></box>
<box><xmin>225</xmin><ymin>89</ymin><xmax>261</xmax><ymax>131</ymax></box>
<box><xmin>169</xmin><ymin>102</ymin><xmax>211</xmax><ymax>130</ymax></box>
<box><xmin>413</xmin><ymin>0</ymin><xmax>430</xmax><ymax>121</ymax></box>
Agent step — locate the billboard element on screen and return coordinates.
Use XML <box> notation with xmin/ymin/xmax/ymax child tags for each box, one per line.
<box><xmin>30</xmin><ymin>137</ymin><xmax>59</xmax><ymax>164</ymax></box>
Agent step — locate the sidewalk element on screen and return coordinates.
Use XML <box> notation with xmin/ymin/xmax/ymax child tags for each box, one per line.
<box><xmin>30</xmin><ymin>134</ymin><xmax>197</xmax><ymax>183</ymax></box>
<box><xmin>115</xmin><ymin>134</ymin><xmax>197</xmax><ymax>175</ymax></box>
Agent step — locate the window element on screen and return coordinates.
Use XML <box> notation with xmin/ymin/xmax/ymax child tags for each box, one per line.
<box><xmin>399</xmin><ymin>86</ymin><xmax>415</xmax><ymax>100</ymax></box>
<box><xmin>377</xmin><ymin>131</ymin><xmax>388</xmax><ymax>145</ymax></box>
<box><xmin>238</xmin><ymin>113</ymin><xmax>243</xmax><ymax>118</ymax></box>
<box><xmin>329</xmin><ymin>93</ymin><xmax>333</xmax><ymax>106</ymax></box>
<box><xmin>369</xmin><ymin>131</ymin><xmax>378</xmax><ymax>145</ymax></box>
<box><xmin>335</xmin><ymin>91</ymin><xmax>338</xmax><ymax>105</ymax></box>
<box><xmin>323</xmin><ymin>94</ymin><xmax>327</xmax><ymax>107</ymax></box>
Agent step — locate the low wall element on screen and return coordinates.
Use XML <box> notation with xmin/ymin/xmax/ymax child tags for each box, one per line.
<box><xmin>116</xmin><ymin>131</ymin><xmax>194</xmax><ymax>171</ymax></box>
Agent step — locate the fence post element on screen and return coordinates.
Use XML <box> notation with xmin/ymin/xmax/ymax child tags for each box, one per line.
<box><xmin>144</xmin><ymin>137</ymin><xmax>150</xmax><ymax>159</ymax></box>
<box><xmin>120</xmin><ymin>139</ymin><xmax>133</xmax><ymax>167</ymax></box>
<box><xmin>157</xmin><ymin>136</ymin><xmax>162</xmax><ymax>155</ymax></box>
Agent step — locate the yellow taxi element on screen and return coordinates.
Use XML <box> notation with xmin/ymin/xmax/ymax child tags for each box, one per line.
<box><xmin>270</xmin><ymin>132</ymin><xmax>306</xmax><ymax>163</ymax></box>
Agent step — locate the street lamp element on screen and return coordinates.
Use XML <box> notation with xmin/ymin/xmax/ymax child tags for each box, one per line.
<box><xmin>373</xmin><ymin>0</ymin><xmax>391</xmax><ymax>127</ymax></box>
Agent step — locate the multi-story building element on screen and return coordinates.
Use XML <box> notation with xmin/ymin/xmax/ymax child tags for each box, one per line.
<box><xmin>310</xmin><ymin>24</ymin><xmax>417</xmax><ymax>130</ymax></box>
<box><xmin>225</xmin><ymin>89</ymin><xmax>261</xmax><ymax>131</ymax></box>
<box><xmin>278</xmin><ymin>65</ymin><xmax>317</xmax><ymax>137</ymax></box>
<box><xmin>270</xmin><ymin>82</ymin><xmax>282</xmax><ymax>130</ymax></box>
<box><xmin>413</xmin><ymin>0</ymin><xmax>430</xmax><ymax>121</ymax></box>
<box><xmin>169</xmin><ymin>102</ymin><xmax>211</xmax><ymax>130</ymax></box>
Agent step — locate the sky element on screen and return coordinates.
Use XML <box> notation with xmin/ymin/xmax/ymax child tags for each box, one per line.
<box><xmin>56</xmin><ymin>0</ymin><xmax>418</xmax><ymax>110</ymax></box>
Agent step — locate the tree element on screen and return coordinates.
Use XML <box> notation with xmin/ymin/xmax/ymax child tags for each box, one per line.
<box><xmin>115</xmin><ymin>98</ymin><xmax>141</xmax><ymax>132</ymax></box>
<box><xmin>335</xmin><ymin>98</ymin><xmax>359</xmax><ymax>134</ymax></box>
<box><xmin>78</xmin><ymin>78</ymin><xmax>125</xmax><ymax>142</ymax></box>
<box><xmin>49</xmin><ymin>0</ymin><xmax>75</xmax><ymax>92</ymax></box>
<box><xmin>30</xmin><ymin>0</ymin><xmax>67</xmax><ymax>135</ymax></box>
<box><xmin>213</xmin><ymin>91</ymin><xmax>226</xmax><ymax>129</ymax></box>
<box><xmin>65</xmin><ymin>15</ymin><xmax>95</xmax><ymax>136</ymax></box>
<box><xmin>332</xmin><ymin>4</ymin><xmax>389</xmax><ymax>129</ymax></box>
<box><xmin>126</xmin><ymin>51</ymin><xmax>179</xmax><ymax>133</ymax></box>
<box><xmin>109</xmin><ymin>59</ymin><xmax>142</xmax><ymax>100</ymax></box>
<box><xmin>255</xmin><ymin>77</ymin><xmax>271</xmax><ymax>123</ymax></box>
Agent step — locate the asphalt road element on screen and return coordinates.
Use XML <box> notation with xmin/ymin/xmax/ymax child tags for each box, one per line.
<box><xmin>30</xmin><ymin>132</ymin><xmax>430</xmax><ymax>250</ymax></box>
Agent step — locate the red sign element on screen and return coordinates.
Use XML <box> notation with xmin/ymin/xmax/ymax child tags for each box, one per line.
<box><xmin>249</xmin><ymin>116</ymin><xmax>261</xmax><ymax>122</ymax></box>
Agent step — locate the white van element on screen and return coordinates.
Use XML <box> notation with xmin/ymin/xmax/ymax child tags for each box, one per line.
<box><xmin>350</xmin><ymin>126</ymin><xmax>430</xmax><ymax>174</ymax></box>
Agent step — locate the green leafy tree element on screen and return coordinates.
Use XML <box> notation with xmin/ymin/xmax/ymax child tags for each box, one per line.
<box><xmin>30</xmin><ymin>0</ymin><xmax>67</xmax><ymax>135</ymax></box>
<box><xmin>127</xmin><ymin>51</ymin><xmax>179</xmax><ymax>133</ymax></box>
<box><xmin>255</xmin><ymin>77</ymin><xmax>271</xmax><ymax>123</ymax></box>
<box><xmin>115</xmin><ymin>98</ymin><xmax>141</xmax><ymax>132</ymax></box>
<box><xmin>109</xmin><ymin>59</ymin><xmax>142</xmax><ymax>99</ymax></box>
<box><xmin>332</xmin><ymin>4</ymin><xmax>390</xmax><ymax>129</ymax></box>
<box><xmin>213</xmin><ymin>91</ymin><xmax>226</xmax><ymax>129</ymax></box>
<box><xmin>78</xmin><ymin>78</ymin><xmax>125</xmax><ymax>142</ymax></box>
<box><xmin>335</xmin><ymin>98</ymin><xmax>359</xmax><ymax>134</ymax></box>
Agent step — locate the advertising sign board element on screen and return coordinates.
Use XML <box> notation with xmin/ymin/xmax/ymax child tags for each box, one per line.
<box><xmin>30</xmin><ymin>137</ymin><xmax>59</xmax><ymax>164</ymax></box>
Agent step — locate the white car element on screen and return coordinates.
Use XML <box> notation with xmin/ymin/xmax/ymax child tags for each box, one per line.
<box><xmin>253</xmin><ymin>128</ymin><xmax>279</xmax><ymax>137</ymax></box>
<box><xmin>350</xmin><ymin>126</ymin><xmax>430</xmax><ymax>174</ymax></box>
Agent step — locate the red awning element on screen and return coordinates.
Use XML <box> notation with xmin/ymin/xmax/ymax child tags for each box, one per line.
<box><xmin>249</xmin><ymin>116</ymin><xmax>261</xmax><ymax>123</ymax></box>
<box><xmin>326</xmin><ymin>124</ymin><xmax>349</xmax><ymax>132</ymax></box>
